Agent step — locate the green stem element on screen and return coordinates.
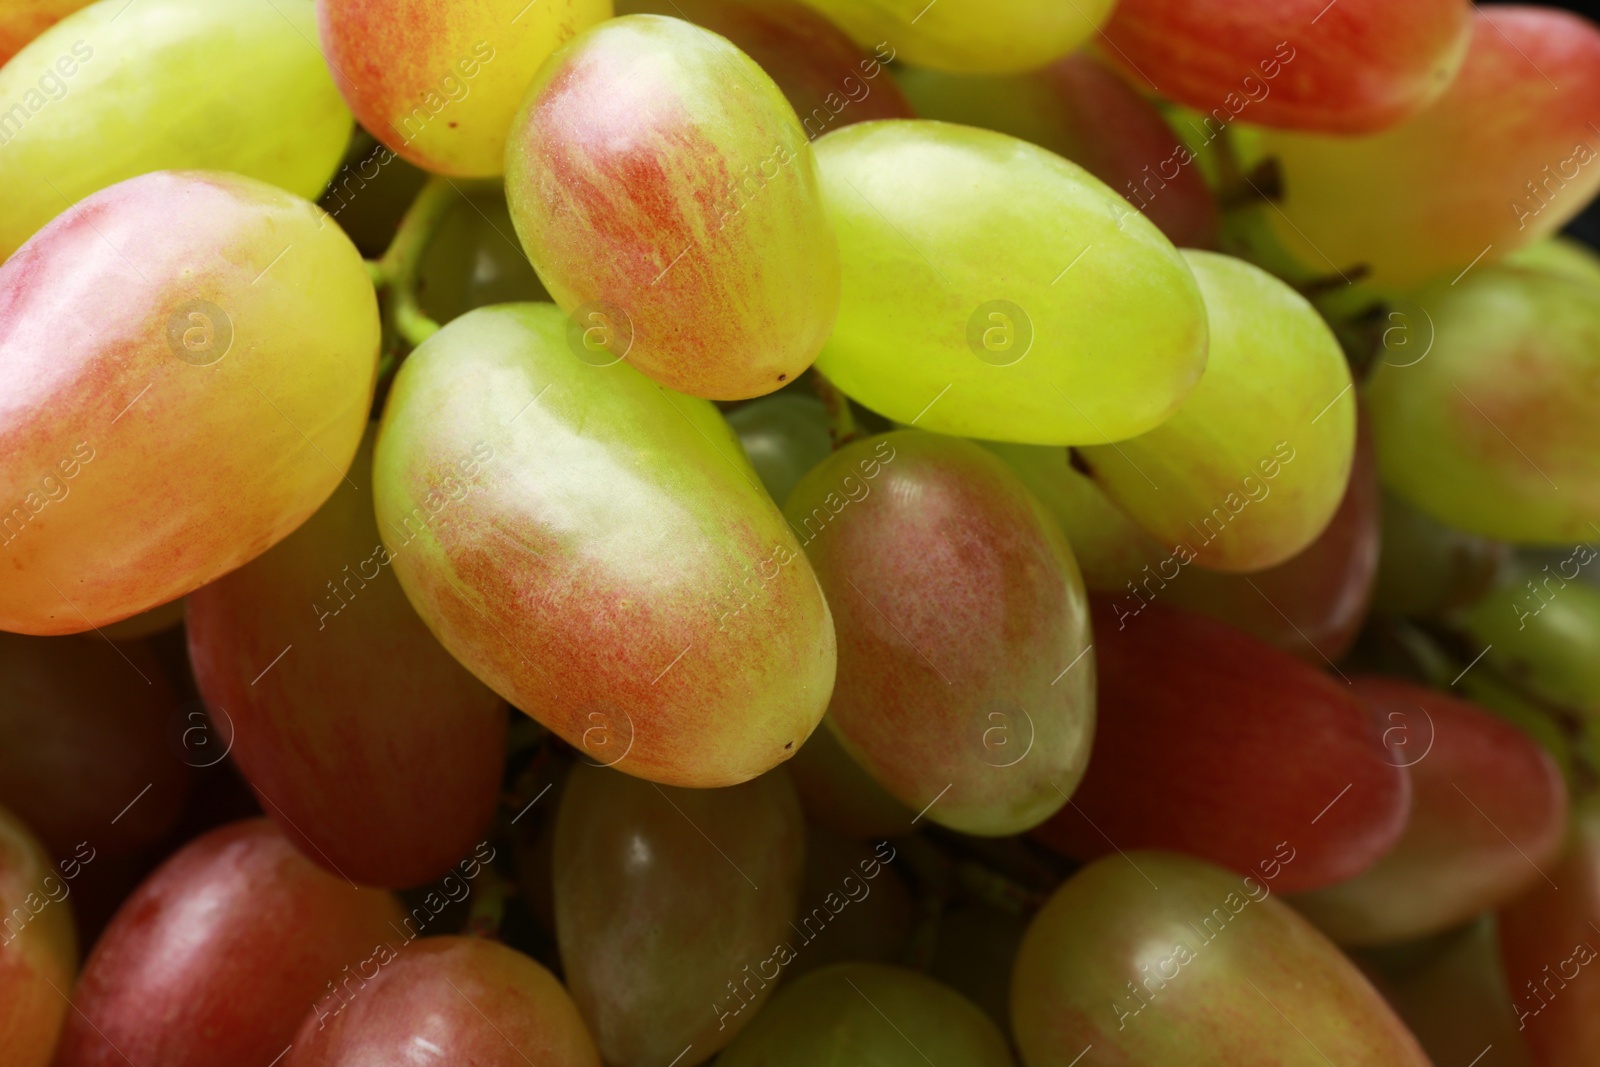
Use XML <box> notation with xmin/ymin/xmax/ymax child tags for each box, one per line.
<box><xmin>369</xmin><ymin>175</ymin><xmax>458</xmax><ymax>376</ymax></box>
<box><xmin>464</xmin><ymin>865</ymin><xmax>514</xmax><ymax>941</ymax></box>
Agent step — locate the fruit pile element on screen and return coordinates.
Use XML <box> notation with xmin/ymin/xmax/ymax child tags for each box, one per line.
<box><xmin>4</xmin><ymin>0</ymin><xmax>1600</xmax><ymax>1063</ymax></box>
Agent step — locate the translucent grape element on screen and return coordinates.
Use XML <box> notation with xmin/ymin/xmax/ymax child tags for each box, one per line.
<box><xmin>0</xmin><ymin>0</ymin><xmax>88</xmax><ymax>65</ymax></box>
<box><xmin>0</xmin><ymin>804</ymin><xmax>76</xmax><ymax>1067</ymax></box>
<box><xmin>416</xmin><ymin>187</ymin><xmax>550</xmax><ymax>325</ymax></box>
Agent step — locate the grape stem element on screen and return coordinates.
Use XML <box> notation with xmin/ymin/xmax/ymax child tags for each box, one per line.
<box><xmin>810</xmin><ymin>371</ymin><xmax>859</xmax><ymax>450</ymax></box>
<box><xmin>369</xmin><ymin>175</ymin><xmax>458</xmax><ymax>375</ymax></box>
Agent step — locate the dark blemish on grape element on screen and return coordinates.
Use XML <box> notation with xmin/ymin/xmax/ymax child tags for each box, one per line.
<box><xmin>777</xmin><ymin>374</ymin><xmax>787</xmax><ymax>381</ymax></box>
<box><xmin>1068</xmin><ymin>448</ymin><xmax>1094</xmax><ymax>477</ymax></box>
<box><xmin>784</xmin><ymin>741</ymin><xmax>793</xmax><ymax>750</ymax></box>
<box><xmin>449</xmin><ymin>121</ymin><xmax>459</xmax><ymax>128</ymax></box>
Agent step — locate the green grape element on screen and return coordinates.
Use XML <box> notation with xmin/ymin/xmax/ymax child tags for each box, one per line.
<box><xmin>0</xmin><ymin>803</ymin><xmax>76</xmax><ymax>1067</ymax></box>
<box><xmin>1372</xmin><ymin>491</ymin><xmax>1508</xmax><ymax>617</ymax></box>
<box><xmin>0</xmin><ymin>0</ymin><xmax>351</xmax><ymax>260</ymax></box>
<box><xmin>371</xmin><ymin>304</ymin><xmax>835</xmax><ymax>787</ymax></box>
<box><xmin>1462</xmin><ymin>563</ymin><xmax>1600</xmax><ymax>716</ymax></box>
<box><xmin>1365</xmin><ymin>263</ymin><xmax>1600</xmax><ymax>543</ymax></box>
<box><xmin>1079</xmin><ymin>249</ymin><xmax>1355</xmax><ymax>573</ymax></box>
<box><xmin>796</xmin><ymin>0</ymin><xmax>1112</xmax><ymax>74</ymax></box>
<box><xmin>0</xmin><ymin>0</ymin><xmax>88</xmax><ymax>65</ymax></box>
<box><xmin>416</xmin><ymin>187</ymin><xmax>549</xmax><ymax>326</ymax></box>
<box><xmin>812</xmin><ymin>120</ymin><xmax>1209</xmax><ymax>446</ymax></box>
<box><xmin>784</xmin><ymin>431</ymin><xmax>1094</xmax><ymax>836</ymax></box>
<box><xmin>717</xmin><ymin>962</ymin><xmax>1014</xmax><ymax>1066</ymax></box>
<box><xmin>1</xmin><ymin>170</ymin><xmax>379</xmax><ymax>635</ymax></box>
<box><xmin>782</xmin><ymin>825</ymin><xmax>914</xmax><ymax>981</ymax></box>
<box><xmin>505</xmin><ymin>15</ymin><xmax>840</xmax><ymax>401</ymax></box>
<box><xmin>1012</xmin><ymin>852</ymin><xmax>1431</xmax><ymax>1066</ymax></box>
<box><xmin>786</xmin><ymin>715</ymin><xmax>916</xmax><ymax>840</ymax></box>
<box><xmin>1509</xmin><ymin>236</ymin><xmax>1600</xmax><ymax>289</ymax></box>
<box><xmin>553</xmin><ymin>763</ymin><xmax>805</xmax><ymax>1066</ymax></box>
<box><xmin>724</xmin><ymin>394</ymin><xmax>832</xmax><ymax>508</ymax></box>
<box><xmin>317</xmin><ymin>0</ymin><xmax>612</xmax><ymax>178</ymax></box>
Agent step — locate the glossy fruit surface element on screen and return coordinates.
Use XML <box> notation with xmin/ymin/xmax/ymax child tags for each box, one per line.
<box><xmin>554</xmin><ymin>762</ymin><xmax>805</xmax><ymax>1065</ymax></box>
<box><xmin>187</xmin><ymin>429</ymin><xmax>508</xmax><ymax>889</ymax></box>
<box><xmin>505</xmin><ymin>15</ymin><xmax>840</xmax><ymax>400</ymax></box>
<box><xmin>1012</xmin><ymin>851</ymin><xmax>1431</xmax><ymax>1066</ymax></box>
<box><xmin>813</xmin><ymin>120</ymin><xmax>1209</xmax><ymax>446</ymax></box>
<box><xmin>0</xmin><ymin>0</ymin><xmax>351</xmax><ymax>259</ymax></box>
<box><xmin>317</xmin><ymin>0</ymin><xmax>611</xmax><ymax>177</ymax></box>
<box><xmin>0</xmin><ymin>804</ymin><xmax>77</xmax><ymax>1067</ymax></box>
<box><xmin>1035</xmin><ymin>600</ymin><xmax>1408</xmax><ymax>894</ymax></box>
<box><xmin>724</xmin><ymin>393</ymin><xmax>832</xmax><ymax>508</ymax></box>
<box><xmin>797</xmin><ymin>0</ymin><xmax>1113</xmax><ymax>74</ymax></box>
<box><xmin>1462</xmin><ymin>564</ymin><xmax>1600</xmax><ymax>717</ymax></box>
<box><xmin>372</xmin><ymin>303</ymin><xmax>835</xmax><ymax>787</ymax></box>
<box><xmin>718</xmin><ymin>962</ymin><xmax>1013</xmax><ymax>1066</ymax></box>
<box><xmin>53</xmin><ymin>819</ymin><xmax>403</xmax><ymax>1067</ymax></box>
<box><xmin>786</xmin><ymin>431</ymin><xmax>1095</xmax><ymax>836</ymax></box>
<box><xmin>286</xmin><ymin>936</ymin><xmax>601</xmax><ymax>1066</ymax></box>
<box><xmin>1080</xmin><ymin>250</ymin><xmax>1356</xmax><ymax>573</ymax></box>
<box><xmin>1292</xmin><ymin>677</ymin><xmax>1566</xmax><ymax>945</ymax></box>
<box><xmin>0</xmin><ymin>170</ymin><xmax>378</xmax><ymax>635</ymax></box>
<box><xmin>416</xmin><ymin>187</ymin><xmax>551</xmax><ymax>324</ymax></box>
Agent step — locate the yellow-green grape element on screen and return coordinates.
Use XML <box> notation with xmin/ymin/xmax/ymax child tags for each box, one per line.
<box><xmin>0</xmin><ymin>171</ymin><xmax>378</xmax><ymax>635</ymax></box>
<box><xmin>717</xmin><ymin>962</ymin><xmax>1014</xmax><ymax>1067</ymax></box>
<box><xmin>415</xmin><ymin>187</ymin><xmax>549</xmax><ymax>325</ymax></box>
<box><xmin>371</xmin><ymin>304</ymin><xmax>836</xmax><ymax>788</ymax></box>
<box><xmin>504</xmin><ymin>15</ymin><xmax>840</xmax><ymax>400</ymax></box>
<box><xmin>0</xmin><ymin>0</ymin><xmax>89</xmax><ymax>65</ymax></box>
<box><xmin>1365</xmin><ymin>264</ymin><xmax>1600</xmax><ymax>543</ymax></box>
<box><xmin>1508</xmin><ymin>236</ymin><xmax>1600</xmax><ymax>289</ymax></box>
<box><xmin>812</xmin><ymin>120</ymin><xmax>1209</xmax><ymax>446</ymax></box>
<box><xmin>724</xmin><ymin>394</ymin><xmax>832</xmax><ymax>508</ymax></box>
<box><xmin>0</xmin><ymin>0</ymin><xmax>351</xmax><ymax>260</ymax></box>
<box><xmin>1079</xmin><ymin>250</ymin><xmax>1355</xmax><ymax>573</ymax></box>
<box><xmin>797</xmin><ymin>0</ymin><xmax>1113</xmax><ymax>75</ymax></box>
<box><xmin>316</xmin><ymin>0</ymin><xmax>611</xmax><ymax>178</ymax></box>
<box><xmin>1462</xmin><ymin>563</ymin><xmax>1600</xmax><ymax>718</ymax></box>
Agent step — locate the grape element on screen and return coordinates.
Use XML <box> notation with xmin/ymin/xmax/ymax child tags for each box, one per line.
<box><xmin>0</xmin><ymin>804</ymin><xmax>77</xmax><ymax>1067</ymax></box>
<box><xmin>784</xmin><ymin>431</ymin><xmax>1095</xmax><ymax>836</ymax></box>
<box><xmin>552</xmin><ymin>763</ymin><xmax>805</xmax><ymax>1066</ymax></box>
<box><xmin>415</xmin><ymin>186</ymin><xmax>550</xmax><ymax>325</ymax></box>
<box><xmin>0</xmin><ymin>634</ymin><xmax>189</xmax><ymax>858</ymax></box>
<box><xmin>0</xmin><ymin>171</ymin><xmax>379</xmax><ymax>636</ymax></box>
<box><xmin>316</xmin><ymin>0</ymin><xmax>610</xmax><ymax>178</ymax></box>
<box><xmin>1498</xmin><ymin>801</ymin><xmax>1600</xmax><ymax>1064</ymax></box>
<box><xmin>371</xmin><ymin>304</ymin><xmax>835</xmax><ymax>788</ymax></box>
<box><xmin>0</xmin><ymin>0</ymin><xmax>352</xmax><ymax>260</ymax></box>
<box><xmin>724</xmin><ymin>393</ymin><xmax>832</xmax><ymax>508</ymax></box>
<box><xmin>1012</xmin><ymin>851</ymin><xmax>1431</xmax><ymax>1067</ymax></box>
<box><xmin>285</xmin><ymin>936</ymin><xmax>600</xmax><ymax>1066</ymax></box>
<box><xmin>1033</xmin><ymin>600</ymin><xmax>1408</xmax><ymax>895</ymax></box>
<box><xmin>895</xmin><ymin>53</ymin><xmax>1219</xmax><ymax>248</ymax></box>
<box><xmin>1366</xmin><ymin>263</ymin><xmax>1600</xmax><ymax>543</ymax></box>
<box><xmin>186</xmin><ymin>428</ymin><xmax>509</xmax><ymax>889</ymax></box>
<box><xmin>1291</xmin><ymin>677</ymin><xmax>1567</xmax><ymax>945</ymax></box>
<box><xmin>1461</xmin><ymin>564</ymin><xmax>1600</xmax><ymax>717</ymax></box>
<box><xmin>615</xmin><ymin>0</ymin><xmax>914</xmax><ymax>133</ymax></box>
<box><xmin>1254</xmin><ymin>6</ymin><xmax>1600</xmax><ymax>289</ymax></box>
<box><xmin>783</xmin><ymin>825</ymin><xmax>914</xmax><ymax>981</ymax></box>
<box><xmin>318</xmin><ymin>143</ymin><xmax>431</xmax><ymax>260</ymax></box>
<box><xmin>1371</xmin><ymin>492</ymin><xmax>1508</xmax><ymax>617</ymax></box>
<box><xmin>0</xmin><ymin>0</ymin><xmax>87</xmax><ymax>65</ymax></box>
<box><xmin>717</xmin><ymin>961</ymin><xmax>1013</xmax><ymax>1067</ymax></box>
<box><xmin>1509</xmin><ymin>235</ymin><xmax>1600</xmax><ymax>289</ymax></box>
<box><xmin>812</xmin><ymin>120</ymin><xmax>1209</xmax><ymax>446</ymax></box>
<box><xmin>1102</xmin><ymin>0</ymin><xmax>1471</xmax><ymax>135</ymax></box>
<box><xmin>786</xmin><ymin>714</ymin><xmax>916</xmax><ymax>839</ymax></box>
<box><xmin>795</xmin><ymin>0</ymin><xmax>1113</xmax><ymax>75</ymax></box>
<box><xmin>52</xmin><ymin>819</ymin><xmax>403</xmax><ymax>1067</ymax></box>
<box><xmin>504</xmin><ymin>15</ymin><xmax>840</xmax><ymax>400</ymax></box>
<box><xmin>1079</xmin><ymin>250</ymin><xmax>1355</xmax><ymax>573</ymax></box>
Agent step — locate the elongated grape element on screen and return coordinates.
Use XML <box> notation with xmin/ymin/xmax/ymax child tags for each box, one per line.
<box><xmin>0</xmin><ymin>171</ymin><xmax>378</xmax><ymax>635</ymax></box>
<box><xmin>812</xmin><ymin>120</ymin><xmax>1208</xmax><ymax>446</ymax></box>
<box><xmin>187</xmin><ymin>429</ymin><xmax>508</xmax><ymax>889</ymax></box>
<box><xmin>617</xmin><ymin>0</ymin><xmax>913</xmax><ymax>135</ymax></box>
<box><xmin>553</xmin><ymin>763</ymin><xmax>805</xmax><ymax>1066</ymax></box>
<box><xmin>0</xmin><ymin>0</ymin><xmax>87</xmax><ymax>64</ymax></box>
<box><xmin>316</xmin><ymin>0</ymin><xmax>612</xmax><ymax>178</ymax></box>
<box><xmin>1292</xmin><ymin>677</ymin><xmax>1566</xmax><ymax>945</ymax></box>
<box><xmin>1510</xmin><ymin>236</ymin><xmax>1600</xmax><ymax>289</ymax></box>
<box><xmin>286</xmin><ymin>937</ymin><xmax>600</xmax><ymax>1066</ymax></box>
<box><xmin>1461</xmin><ymin>563</ymin><xmax>1600</xmax><ymax>716</ymax></box>
<box><xmin>786</xmin><ymin>715</ymin><xmax>916</xmax><ymax>839</ymax></box>
<box><xmin>895</xmin><ymin>54</ymin><xmax>1219</xmax><ymax>248</ymax></box>
<box><xmin>1079</xmin><ymin>250</ymin><xmax>1354</xmax><ymax>572</ymax></box>
<box><xmin>0</xmin><ymin>634</ymin><xmax>188</xmax><ymax>858</ymax></box>
<box><xmin>0</xmin><ymin>0</ymin><xmax>351</xmax><ymax>260</ymax></box>
<box><xmin>1366</xmin><ymin>263</ymin><xmax>1600</xmax><ymax>543</ymax></box>
<box><xmin>1372</xmin><ymin>492</ymin><xmax>1508</xmax><ymax>617</ymax></box>
<box><xmin>372</xmin><ymin>304</ymin><xmax>834</xmax><ymax>788</ymax></box>
<box><xmin>797</xmin><ymin>0</ymin><xmax>1112</xmax><ymax>75</ymax></box>
<box><xmin>724</xmin><ymin>393</ymin><xmax>832</xmax><ymax>508</ymax></box>
<box><xmin>718</xmin><ymin>962</ymin><xmax>1012</xmax><ymax>1066</ymax></box>
<box><xmin>785</xmin><ymin>431</ymin><xmax>1094</xmax><ymax>836</ymax></box>
<box><xmin>53</xmin><ymin>820</ymin><xmax>403</xmax><ymax>1067</ymax></box>
<box><xmin>416</xmin><ymin>187</ymin><xmax>550</xmax><ymax>325</ymax></box>
<box><xmin>1013</xmin><ymin>852</ymin><xmax>1430</xmax><ymax>1066</ymax></box>
<box><xmin>1035</xmin><ymin>600</ymin><xmax>1408</xmax><ymax>894</ymax></box>
<box><xmin>1254</xmin><ymin>7</ymin><xmax>1600</xmax><ymax>289</ymax></box>
<box><xmin>505</xmin><ymin>15</ymin><xmax>839</xmax><ymax>400</ymax></box>
<box><xmin>0</xmin><ymin>805</ymin><xmax>77</xmax><ymax>1067</ymax></box>
<box><xmin>1103</xmin><ymin>0</ymin><xmax>1470</xmax><ymax>135</ymax></box>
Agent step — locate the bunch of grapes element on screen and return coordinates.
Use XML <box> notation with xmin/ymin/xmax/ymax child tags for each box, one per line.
<box><xmin>5</xmin><ymin>0</ymin><xmax>1600</xmax><ymax>1063</ymax></box>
